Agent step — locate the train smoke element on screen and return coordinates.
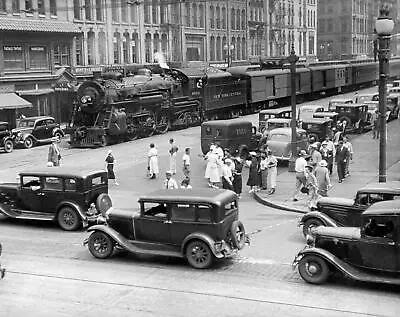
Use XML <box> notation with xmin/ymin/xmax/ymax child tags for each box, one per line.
<box><xmin>154</xmin><ymin>52</ymin><xmax>169</xmax><ymax>69</ymax></box>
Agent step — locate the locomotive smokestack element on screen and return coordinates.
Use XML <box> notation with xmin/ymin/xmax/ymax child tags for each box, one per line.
<box><xmin>154</xmin><ymin>52</ymin><xmax>169</xmax><ymax>69</ymax></box>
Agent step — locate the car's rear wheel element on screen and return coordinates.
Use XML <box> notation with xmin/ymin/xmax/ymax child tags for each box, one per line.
<box><xmin>298</xmin><ymin>254</ymin><xmax>330</xmax><ymax>284</ymax></box>
<box><xmin>302</xmin><ymin>218</ymin><xmax>324</xmax><ymax>237</ymax></box>
<box><xmin>57</xmin><ymin>206</ymin><xmax>81</xmax><ymax>231</ymax></box>
<box><xmin>185</xmin><ymin>240</ymin><xmax>213</xmax><ymax>269</ymax></box>
<box><xmin>24</xmin><ymin>136</ymin><xmax>34</xmax><ymax>149</ymax></box>
<box><xmin>230</xmin><ymin>220</ymin><xmax>246</xmax><ymax>250</ymax></box>
<box><xmin>88</xmin><ymin>231</ymin><xmax>114</xmax><ymax>259</ymax></box>
<box><xmin>3</xmin><ymin>139</ymin><xmax>13</xmax><ymax>153</ymax></box>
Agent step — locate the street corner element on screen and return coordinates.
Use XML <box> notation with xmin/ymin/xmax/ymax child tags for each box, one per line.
<box><xmin>253</xmin><ymin>190</ymin><xmax>309</xmax><ymax>214</ymax></box>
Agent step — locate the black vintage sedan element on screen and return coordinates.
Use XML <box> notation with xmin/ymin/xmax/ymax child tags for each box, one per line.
<box><xmin>84</xmin><ymin>188</ymin><xmax>248</xmax><ymax>269</ymax></box>
<box><xmin>293</xmin><ymin>200</ymin><xmax>400</xmax><ymax>285</ymax></box>
<box><xmin>299</xmin><ymin>182</ymin><xmax>400</xmax><ymax>236</ymax></box>
<box><xmin>0</xmin><ymin>168</ymin><xmax>112</xmax><ymax>231</ymax></box>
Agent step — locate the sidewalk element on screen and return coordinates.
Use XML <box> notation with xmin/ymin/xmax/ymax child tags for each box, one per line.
<box><xmin>254</xmin><ymin>120</ymin><xmax>400</xmax><ymax>213</ymax></box>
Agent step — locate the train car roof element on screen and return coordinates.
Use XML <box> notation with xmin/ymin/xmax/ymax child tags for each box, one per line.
<box><xmin>308</xmin><ymin>65</ymin><xmax>345</xmax><ymax>70</ymax></box>
<box><xmin>201</xmin><ymin>119</ymin><xmax>252</xmax><ymax>127</ymax></box>
<box><xmin>227</xmin><ymin>65</ymin><xmax>262</xmax><ymax>75</ymax></box>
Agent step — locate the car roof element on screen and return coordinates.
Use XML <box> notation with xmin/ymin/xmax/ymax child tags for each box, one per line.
<box><xmin>267</xmin><ymin>118</ymin><xmax>292</xmax><ymax>123</ymax></box>
<box><xmin>300</xmin><ymin>104</ymin><xmax>325</xmax><ymax>109</ymax></box>
<box><xmin>0</xmin><ymin>121</ymin><xmax>9</xmax><ymax>125</ymax></box>
<box><xmin>336</xmin><ymin>103</ymin><xmax>367</xmax><ymax>108</ymax></box>
<box><xmin>329</xmin><ymin>98</ymin><xmax>353</xmax><ymax>102</ymax></box>
<box><xmin>19</xmin><ymin>167</ymin><xmax>106</xmax><ymax>179</ymax></box>
<box><xmin>20</xmin><ymin>116</ymin><xmax>54</xmax><ymax>121</ymax></box>
<box><xmin>359</xmin><ymin>182</ymin><xmax>400</xmax><ymax>194</ymax></box>
<box><xmin>138</xmin><ymin>188</ymin><xmax>237</xmax><ymax>206</ymax></box>
<box><xmin>260</xmin><ymin>107</ymin><xmax>292</xmax><ymax>114</ymax></box>
<box><xmin>363</xmin><ymin>200</ymin><xmax>400</xmax><ymax>216</ymax></box>
<box><xmin>357</xmin><ymin>93</ymin><xmax>378</xmax><ymax>96</ymax></box>
<box><xmin>269</xmin><ymin>127</ymin><xmax>306</xmax><ymax>134</ymax></box>
<box><xmin>301</xmin><ymin>118</ymin><xmax>332</xmax><ymax>124</ymax></box>
<box><xmin>201</xmin><ymin>120</ymin><xmax>252</xmax><ymax>127</ymax></box>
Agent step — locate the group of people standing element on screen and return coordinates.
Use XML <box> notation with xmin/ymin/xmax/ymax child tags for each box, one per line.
<box><xmin>246</xmin><ymin>150</ymin><xmax>278</xmax><ymax>195</ymax></box>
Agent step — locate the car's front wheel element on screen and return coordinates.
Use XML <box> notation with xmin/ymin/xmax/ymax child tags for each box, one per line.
<box><xmin>298</xmin><ymin>254</ymin><xmax>330</xmax><ymax>284</ymax></box>
<box><xmin>57</xmin><ymin>206</ymin><xmax>81</xmax><ymax>231</ymax></box>
<box><xmin>88</xmin><ymin>231</ymin><xmax>114</xmax><ymax>259</ymax></box>
<box><xmin>302</xmin><ymin>218</ymin><xmax>324</xmax><ymax>237</ymax></box>
<box><xmin>24</xmin><ymin>136</ymin><xmax>34</xmax><ymax>149</ymax></box>
<box><xmin>3</xmin><ymin>139</ymin><xmax>13</xmax><ymax>153</ymax></box>
<box><xmin>185</xmin><ymin>240</ymin><xmax>213</xmax><ymax>269</ymax></box>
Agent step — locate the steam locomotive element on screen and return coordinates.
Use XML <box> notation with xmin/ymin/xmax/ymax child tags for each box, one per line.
<box><xmin>68</xmin><ymin>57</ymin><xmax>400</xmax><ymax>147</ymax></box>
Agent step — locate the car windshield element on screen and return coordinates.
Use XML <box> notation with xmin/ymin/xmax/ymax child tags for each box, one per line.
<box><xmin>269</xmin><ymin>133</ymin><xmax>289</xmax><ymax>141</ymax></box>
<box><xmin>18</xmin><ymin>120</ymin><xmax>35</xmax><ymax>128</ymax></box>
<box><xmin>367</xmin><ymin>104</ymin><xmax>377</xmax><ymax>111</ymax></box>
<box><xmin>357</xmin><ymin>96</ymin><xmax>373</xmax><ymax>103</ymax></box>
<box><xmin>267</xmin><ymin>122</ymin><xmax>287</xmax><ymax>130</ymax></box>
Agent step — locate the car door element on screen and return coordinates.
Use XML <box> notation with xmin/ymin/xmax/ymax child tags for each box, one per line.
<box><xmin>134</xmin><ymin>202</ymin><xmax>171</xmax><ymax>243</ymax></box>
<box><xmin>41</xmin><ymin>176</ymin><xmax>65</xmax><ymax>213</ymax></box>
<box><xmin>20</xmin><ymin>176</ymin><xmax>44</xmax><ymax>211</ymax></box>
<box><xmin>169</xmin><ymin>203</ymin><xmax>197</xmax><ymax>245</ymax></box>
<box><xmin>32</xmin><ymin>120</ymin><xmax>47</xmax><ymax>140</ymax></box>
<box><xmin>44</xmin><ymin>119</ymin><xmax>57</xmax><ymax>140</ymax></box>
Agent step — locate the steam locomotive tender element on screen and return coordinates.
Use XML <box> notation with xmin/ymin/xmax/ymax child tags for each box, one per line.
<box><xmin>69</xmin><ymin>69</ymin><xmax>200</xmax><ymax>147</ymax></box>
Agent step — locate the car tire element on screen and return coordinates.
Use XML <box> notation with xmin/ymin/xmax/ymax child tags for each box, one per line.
<box><xmin>57</xmin><ymin>206</ymin><xmax>81</xmax><ymax>231</ymax></box>
<box><xmin>230</xmin><ymin>220</ymin><xmax>246</xmax><ymax>250</ymax></box>
<box><xmin>95</xmin><ymin>193</ymin><xmax>112</xmax><ymax>215</ymax></box>
<box><xmin>302</xmin><ymin>218</ymin><xmax>324</xmax><ymax>237</ymax></box>
<box><xmin>185</xmin><ymin>240</ymin><xmax>213</xmax><ymax>269</ymax></box>
<box><xmin>88</xmin><ymin>231</ymin><xmax>114</xmax><ymax>259</ymax></box>
<box><xmin>24</xmin><ymin>136</ymin><xmax>34</xmax><ymax>149</ymax></box>
<box><xmin>298</xmin><ymin>254</ymin><xmax>330</xmax><ymax>284</ymax></box>
<box><xmin>3</xmin><ymin>139</ymin><xmax>13</xmax><ymax>153</ymax></box>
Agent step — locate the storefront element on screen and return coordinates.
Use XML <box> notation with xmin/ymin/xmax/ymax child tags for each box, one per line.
<box><xmin>0</xmin><ymin>93</ymin><xmax>32</xmax><ymax>129</ymax></box>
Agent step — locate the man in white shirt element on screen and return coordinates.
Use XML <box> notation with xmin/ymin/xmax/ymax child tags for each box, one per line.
<box><xmin>164</xmin><ymin>171</ymin><xmax>178</xmax><ymax>189</ymax></box>
<box><xmin>168</xmin><ymin>138</ymin><xmax>178</xmax><ymax>175</ymax></box>
<box><xmin>292</xmin><ymin>150</ymin><xmax>308</xmax><ymax>201</ymax></box>
<box><xmin>343</xmin><ymin>136</ymin><xmax>353</xmax><ymax>177</ymax></box>
<box><xmin>221</xmin><ymin>159</ymin><xmax>234</xmax><ymax>190</ymax></box>
<box><xmin>182</xmin><ymin>147</ymin><xmax>191</xmax><ymax>178</ymax></box>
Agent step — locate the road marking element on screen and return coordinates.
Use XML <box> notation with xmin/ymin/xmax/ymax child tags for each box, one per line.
<box><xmin>248</xmin><ymin>219</ymin><xmax>298</xmax><ymax>236</ymax></box>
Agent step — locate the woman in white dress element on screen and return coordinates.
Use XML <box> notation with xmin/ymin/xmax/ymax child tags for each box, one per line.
<box><xmin>147</xmin><ymin>143</ymin><xmax>159</xmax><ymax>179</ymax></box>
<box><xmin>205</xmin><ymin>146</ymin><xmax>221</xmax><ymax>188</ymax></box>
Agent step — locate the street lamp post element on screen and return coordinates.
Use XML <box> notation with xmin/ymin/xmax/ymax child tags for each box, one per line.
<box><xmin>375</xmin><ymin>4</ymin><xmax>394</xmax><ymax>183</ymax></box>
<box><xmin>287</xmin><ymin>44</ymin><xmax>299</xmax><ymax>172</ymax></box>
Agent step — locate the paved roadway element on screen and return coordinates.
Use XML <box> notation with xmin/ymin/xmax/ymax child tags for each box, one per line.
<box><xmin>0</xmin><ymin>87</ymin><xmax>399</xmax><ymax>317</ymax></box>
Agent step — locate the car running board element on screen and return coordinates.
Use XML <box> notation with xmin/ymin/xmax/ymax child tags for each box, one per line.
<box><xmin>0</xmin><ymin>208</ymin><xmax>54</xmax><ymax>221</ymax></box>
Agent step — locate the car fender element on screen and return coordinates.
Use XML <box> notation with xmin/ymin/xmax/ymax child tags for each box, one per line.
<box><xmin>56</xmin><ymin>201</ymin><xmax>86</xmax><ymax>221</ymax></box>
<box><xmin>299</xmin><ymin>211</ymin><xmax>338</xmax><ymax>227</ymax></box>
<box><xmin>20</xmin><ymin>133</ymin><xmax>38</xmax><ymax>143</ymax></box>
<box><xmin>52</xmin><ymin>127</ymin><xmax>64</xmax><ymax>137</ymax></box>
<box><xmin>181</xmin><ymin>232</ymin><xmax>223</xmax><ymax>259</ymax></box>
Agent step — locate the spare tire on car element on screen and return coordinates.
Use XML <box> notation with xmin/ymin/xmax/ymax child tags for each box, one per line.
<box><xmin>96</xmin><ymin>193</ymin><xmax>112</xmax><ymax>215</ymax></box>
<box><xmin>230</xmin><ymin>220</ymin><xmax>246</xmax><ymax>250</ymax></box>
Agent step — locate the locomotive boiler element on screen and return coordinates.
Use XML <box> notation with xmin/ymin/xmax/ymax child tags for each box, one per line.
<box><xmin>68</xmin><ymin>68</ymin><xmax>200</xmax><ymax>147</ymax></box>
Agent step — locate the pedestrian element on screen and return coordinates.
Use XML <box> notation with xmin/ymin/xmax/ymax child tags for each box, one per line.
<box><xmin>214</xmin><ymin>142</ymin><xmax>224</xmax><ymax>178</ymax></box>
<box><xmin>147</xmin><ymin>143</ymin><xmax>159</xmax><ymax>179</ymax></box>
<box><xmin>180</xmin><ymin>177</ymin><xmax>192</xmax><ymax>189</ymax></box>
<box><xmin>343</xmin><ymin>136</ymin><xmax>353</xmax><ymax>177</ymax></box>
<box><xmin>48</xmin><ymin>136</ymin><xmax>62</xmax><ymax>167</ymax></box>
<box><xmin>292</xmin><ymin>150</ymin><xmax>308</xmax><ymax>202</ymax></box>
<box><xmin>332</xmin><ymin>127</ymin><xmax>344</xmax><ymax>147</ymax></box>
<box><xmin>323</xmin><ymin>135</ymin><xmax>335</xmax><ymax>153</ymax></box>
<box><xmin>315</xmin><ymin>160</ymin><xmax>332</xmax><ymax>197</ymax></box>
<box><xmin>247</xmin><ymin>151</ymin><xmax>260</xmax><ymax>193</ymax></box>
<box><xmin>305</xmin><ymin>165</ymin><xmax>320</xmax><ymax>210</ymax></box>
<box><xmin>372</xmin><ymin>109</ymin><xmax>380</xmax><ymax>139</ymax></box>
<box><xmin>335</xmin><ymin>140</ymin><xmax>349</xmax><ymax>183</ymax></box>
<box><xmin>259</xmin><ymin>152</ymin><xmax>268</xmax><ymax>190</ymax></box>
<box><xmin>204</xmin><ymin>145</ymin><xmax>221</xmax><ymax>188</ymax></box>
<box><xmin>164</xmin><ymin>171</ymin><xmax>178</xmax><ymax>189</ymax></box>
<box><xmin>266</xmin><ymin>149</ymin><xmax>278</xmax><ymax>195</ymax></box>
<box><xmin>309</xmin><ymin>143</ymin><xmax>322</xmax><ymax>170</ymax></box>
<box><xmin>105</xmin><ymin>149</ymin><xmax>119</xmax><ymax>185</ymax></box>
<box><xmin>168</xmin><ymin>138</ymin><xmax>178</xmax><ymax>174</ymax></box>
<box><xmin>221</xmin><ymin>158</ymin><xmax>234</xmax><ymax>191</ymax></box>
<box><xmin>182</xmin><ymin>147</ymin><xmax>191</xmax><ymax>178</ymax></box>
<box><xmin>232</xmin><ymin>150</ymin><xmax>243</xmax><ymax>197</ymax></box>
<box><xmin>320</xmin><ymin>141</ymin><xmax>334</xmax><ymax>175</ymax></box>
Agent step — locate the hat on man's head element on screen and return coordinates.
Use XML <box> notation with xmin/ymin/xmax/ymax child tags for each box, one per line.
<box><xmin>249</xmin><ymin>151</ymin><xmax>257</xmax><ymax>156</ymax></box>
<box><xmin>225</xmin><ymin>158</ymin><xmax>232</xmax><ymax>164</ymax></box>
<box><xmin>321</xmin><ymin>141</ymin><xmax>328</xmax><ymax>146</ymax></box>
<box><xmin>319</xmin><ymin>160</ymin><xmax>328</xmax><ymax>167</ymax></box>
<box><xmin>310</xmin><ymin>143</ymin><xmax>318</xmax><ymax>148</ymax></box>
<box><xmin>165</xmin><ymin>170</ymin><xmax>173</xmax><ymax>175</ymax></box>
<box><xmin>305</xmin><ymin>165</ymin><xmax>314</xmax><ymax>171</ymax></box>
<box><xmin>299</xmin><ymin>150</ymin><xmax>307</xmax><ymax>156</ymax></box>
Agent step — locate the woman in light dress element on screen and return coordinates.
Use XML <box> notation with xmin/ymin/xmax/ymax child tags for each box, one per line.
<box><xmin>265</xmin><ymin>149</ymin><xmax>278</xmax><ymax>194</ymax></box>
<box><xmin>147</xmin><ymin>143</ymin><xmax>159</xmax><ymax>179</ymax></box>
<box><xmin>204</xmin><ymin>145</ymin><xmax>221</xmax><ymax>188</ymax></box>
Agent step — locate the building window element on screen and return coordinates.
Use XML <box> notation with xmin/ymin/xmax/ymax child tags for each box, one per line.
<box><xmin>145</xmin><ymin>33</ymin><xmax>151</xmax><ymax>63</ymax></box>
<box><xmin>192</xmin><ymin>3</ymin><xmax>197</xmax><ymax>27</ymax></box>
<box><xmin>25</xmin><ymin>0</ymin><xmax>33</xmax><ymax>13</ymax></box>
<box><xmin>236</xmin><ymin>9</ymin><xmax>240</xmax><ymax>30</ymax></box>
<box><xmin>216</xmin><ymin>36</ymin><xmax>221</xmax><ymax>61</ymax></box>
<box><xmin>50</xmin><ymin>0</ymin><xmax>57</xmax><ymax>16</ymax></box>
<box><xmin>29</xmin><ymin>46</ymin><xmax>48</xmax><ymax>69</ymax></box>
<box><xmin>74</xmin><ymin>0</ymin><xmax>81</xmax><ymax>19</ymax></box>
<box><xmin>160</xmin><ymin>3</ymin><xmax>167</xmax><ymax>24</ymax></box>
<box><xmin>85</xmin><ymin>0</ymin><xmax>92</xmax><ymax>20</ymax></box>
<box><xmin>121</xmin><ymin>0</ymin><xmax>127</xmax><ymax>23</ymax></box>
<box><xmin>123</xmin><ymin>34</ymin><xmax>129</xmax><ymax>63</ymax></box>
<box><xmin>231</xmin><ymin>8</ymin><xmax>235</xmax><ymax>30</ymax></box>
<box><xmin>152</xmin><ymin>0</ymin><xmax>158</xmax><ymax>24</ymax></box>
<box><xmin>96</xmin><ymin>0</ymin><xmax>103</xmax><ymax>21</ymax></box>
<box><xmin>222</xmin><ymin>7</ymin><xmax>226</xmax><ymax>29</ymax></box>
<box><xmin>113</xmin><ymin>33</ymin><xmax>121</xmax><ymax>64</ymax></box>
<box><xmin>3</xmin><ymin>45</ymin><xmax>24</xmax><ymax>70</ymax></box>
<box><xmin>309</xmin><ymin>35</ymin><xmax>315</xmax><ymax>55</ymax></box>
<box><xmin>130</xmin><ymin>2</ymin><xmax>138</xmax><ymax>24</ymax></box>
<box><xmin>132</xmin><ymin>33</ymin><xmax>139</xmax><ymax>63</ymax></box>
<box><xmin>54</xmin><ymin>44</ymin><xmax>70</xmax><ymax>66</ymax></box>
<box><xmin>87</xmin><ymin>31</ymin><xmax>95</xmax><ymax>65</ymax></box>
<box><xmin>153</xmin><ymin>33</ymin><xmax>160</xmax><ymax>57</ymax></box>
<box><xmin>210</xmin><ymin>6</ymin><xmax>214</xmax><ymax>29</ymax></box>
<box><xmin>161</xmin><ymin>33</ymin><xmax>168</xmax><ymax>56</ymax></box>
<box><xmin>185</xmin><ymin>3</ymin><xmax>190</xmax><ymax>26</ymax></box>
<box><xmin>199</xmin><ymin>4</ymin><xmax>204</xmax><ymax>28</ymax></box>
<box><xmin>216</xmin><ymin>6</ymin><xmax>220</xmax><ymax>29</ymax></box>
<box><xmin>98</xmin><ymin>31</ymin><xmax>106</xmax><ymax>64</ymax></box>
<box><xmin>112</xmin><ymin>0</ymin><xmax>118</xmax><ymax>22</ymax></box>
<box><xmin>12</xmin><ymin>0</ymin><xmax>20</xmax><ymax>13</ymax></box>
<box><xmin>144</xmin><ymin>1</ymin><xmax>150</xmax><ymax>24</ymax></box>
<box><xmin>75</xmin><ymin>37</ymin><xmax>83</xmax><ymax>65</ymax></box>
<box><xmin>37</xmin><ymin>0</ymin><xmax>45</xmax><ymax>15</ymax></box>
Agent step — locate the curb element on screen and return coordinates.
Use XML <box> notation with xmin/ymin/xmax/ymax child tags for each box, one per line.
<box><xmin>253</xmin><ymin>191</ymin><xmax>308</xmax><ymax>214</ymax></box>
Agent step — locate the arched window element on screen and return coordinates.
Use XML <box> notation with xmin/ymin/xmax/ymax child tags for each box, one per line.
<box><xmin>161</xmin><ymin>33</ymin><xmax>168</xmax><ymax>55</ymax></box>
<box><xmin>231</xmin><ymin>8</ymin><xmax>235</xmax><ymax>29</ymax></box>
<box><xmin>132</xmin><ymin>33</ymin><xmax>139</xmax><ymax>63</ymax></box>
<box><xmin>123</xmin><ymin>33</ymin><xmax>130</xmax><ymax>63</ymax></box>
<box><xmin>241</xmin><ymin>9</ymin><xmax>245</xmax><ymax>29</ymax></box>
<box><xmin>210</xmin><ymin>6</ymin><xmax>214</xmax><ymax>29</ymax></box>
<box><xmin>152</xmin><ymin>0</ymin><xmax>158</xmax><ymax>24</ymax></box>
<box><xmin>98</xmin><ymin>31</ymin><xmax>106</xmax><ymax>64</ymax></box>
<box><xmin>145</xmin><ymin>33</ymin><xmax>152</xmax><ymax>63</ymax></box>
<box><xmin>153</xmin><ymin>33</ymin><xmax>160</xmax><ymax>57</ymax></box>
<box><xmin>199</xmin><ymin>4</ymin><xmax>204</xmax><ymax>28</ymax></box>
<box><xmin>231</xmin><ymin>37</ymin><xmax>236</xmax><ymax>61</ymax></box>
<box><xmin>113</xmin><ymin>32</ymin><xmax>121</xmax><ymax>64</ymax></box>
<box><xmin>236</xmin><ymin>9</ymin><xmax>240</xmax><ymax>30</ymax></box>
<box><xmin>87</xmin><ymin>30</ymin><xmax>95</xmax><ymax>65</ymax></box>
<box><xmin>236</xmin><ymin>37</ymin><xmax>241</xmax><ymax>60</ymax></box>
<box><xmin>242</xmin><ymin>37</ymin><xmax>246</xmax><ymax>60</ymax></box>
<box><xmin>216</xmin><ymin>6</ymin><xmax>220</xmax><ymax>29</ymax></box>
<box><xmin>216</xmin><ymin>36</ymin><xmax>221</xmax><ymax>61</ymax></box>
<box><xmin>222</xmin><ymin>7</ymin><xmax>226</xmax><ymax>29</ymax></box>
<box><xmin>210</xmin><ymin>36</ymin><xmax>215</xmax><ymax>61</ymax></box>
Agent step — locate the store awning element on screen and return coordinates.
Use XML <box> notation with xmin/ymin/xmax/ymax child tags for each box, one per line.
<box><xmin>0</xmin><ymin>17</ymin><xmax>82</xmax><ymax>34</ymax></box>
<box><xmin>0</xmin><ymin>93</ymin><xmax>32</xmax><ymax>110</ymax></box>
<box><xmin>16</xmin><ymin>88</ymin><xmax>54</xmax><ymax>96</ymax></box>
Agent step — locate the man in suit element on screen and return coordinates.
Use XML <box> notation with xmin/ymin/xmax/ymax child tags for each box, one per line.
<box><xmin>335</xmin><ymin>140</ymin><xmax>349</xmax><ymax>183</ymax></box>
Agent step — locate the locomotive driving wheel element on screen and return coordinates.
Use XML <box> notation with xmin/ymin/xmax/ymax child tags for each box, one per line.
<box><xmin>142</xmin><ymin>113</ymin><xmax>156</xmax><ymax>138</ymax></box>
<box><xmin>126</xmin><ymin>124</ymin><xmax>139</xmax><ymax>141</ymax></box>
<box><xmin>155</xmin><ymin>114</ymin><xmax>170</xmax><ymax>134</ymax></box>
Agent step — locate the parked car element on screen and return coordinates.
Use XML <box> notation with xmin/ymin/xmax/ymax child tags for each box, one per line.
<box><xmin>299</xmin><ymin>182</ymin><xmax>400</xmax><ymax>236</ymax></box>
<box><xmin>84</xmin><ymin>188</ymin><xmax>248</xmax><ymax>269</ymax></box>
<box><xmin>328</xmin><ymin>98</ymin><xmax>354</xmax><ymax>112</ymax></box>
<box><xmin>300</xmin><ymin>118</ymin><xmax>333</xmax><ymax>142</ymax></box>
<box><xmin>334</xmin><ymin>103</ymin><xmax>371</xmax><ymax>133</ymax></box>
<box><xmin>12</xmin><ymin>116</ymin><xmax>64</xmax><ymax>149</ymax></box>
<box><xmin>298</xmin><ymin>104</ymin><xmax>325</xmax><ymax>121</ymax></box>
<box><xmin>201</xmin><ymin>120</ymin><xmax>260</xmax><ymax>156</ymax></box>
<box><xmin>313</xmin><ymin>111</ymin><xmax>338</xmax><ymax>127</ymax></box>
<box><xmin>258</xmin><ymin>118</ymin><xmax>292</xmax><ymax>146</ymax></box>
<box><xmin>0</xmin><ymin>122</ymin><xmax>14</xmax><ymax>153</ymax></box>
<box><xmin>266</xmin><ymin>127</ymin><xmax>309</xmax><ymax>161</ymax></box>
<box><xmin>293</xmin><ymin>200</ymin><xmax>400</xmax><ymax>285</ymax></box>
<box><xmin>363</xmin><ymin>101</ymin><xmax>391</xmax><ymax>122</ymax></box>
<box><xmin>0</xmin><ymin>168</ymin><xmax>111</xmax><ymax>231</ymax></box>
<box><xmin>0</xmin><ymin>242</ymin><xmax>4</xmax><ymax>279</ymax></box>
<box><xmin>386</xmin><ymin>93</ymin><xmax>400</xmax><ymax>120</ymax></box>
<box><xmin>354</xmin><ymin>92</ymin><xmax>379</xmax><ymax>104</ymax></box>
<box><xmin>258</xmin><ymin>106</ymin><xmax>292</xmax><ymax>133</ymax></box>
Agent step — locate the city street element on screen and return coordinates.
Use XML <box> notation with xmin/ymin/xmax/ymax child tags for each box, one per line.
<box><xmin>1</xmin><ymin>87</ymin><xmax>400</xmax><ymax>316</ymax></box>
